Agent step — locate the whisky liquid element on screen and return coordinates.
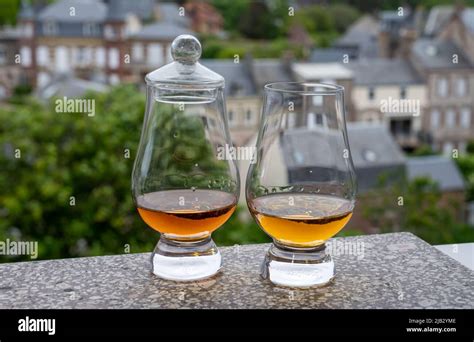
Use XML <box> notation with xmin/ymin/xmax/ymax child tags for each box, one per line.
<box><xmin>137</xmin><ymin>189</ymin><xmax>236</xmax><ymax>240</ymax></box>
<box><xmin>249</xmin><ymin>194</ymin><xmax>354</xmax><ymax>247</ymax></box>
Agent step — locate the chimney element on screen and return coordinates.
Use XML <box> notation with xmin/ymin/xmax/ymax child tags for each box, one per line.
<box><xmin>399</xmin><ymin>28</ymin><xmax>417</xmax><ymax>58</ymax></box>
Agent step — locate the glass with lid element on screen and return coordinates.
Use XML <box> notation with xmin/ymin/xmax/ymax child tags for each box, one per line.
<box><xmin>131</xmin><ymin>35</ymin><xmax>239</xmax><ymax>281</ymax></box>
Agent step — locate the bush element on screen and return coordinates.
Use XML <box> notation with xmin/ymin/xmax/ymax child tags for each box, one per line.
<box><xmin>0</xmin><ymin>86</ymin><xmax>272</xmax><ymax>262</ymax></box>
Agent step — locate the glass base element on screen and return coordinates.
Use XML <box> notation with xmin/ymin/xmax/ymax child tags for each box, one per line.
<box><xmin>151</xmin><ymin>236</ymin><xmax>221</xmax><ymax>281</ymax></box>
<box><xmin>261</xmin><ymin>242</ymin><xmax>334</xmax><ymax>288</ymax></box>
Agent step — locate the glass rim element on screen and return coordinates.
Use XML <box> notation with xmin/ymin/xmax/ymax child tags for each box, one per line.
<box><xmin>264</xmin><ymin>81</ymin><xmax>344</xmax><ymax>95</ymax></box>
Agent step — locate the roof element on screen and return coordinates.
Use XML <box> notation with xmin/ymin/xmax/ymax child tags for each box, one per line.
<box><xmin>333</xmin><ymin>15</ymin><xmax>379</xmax><ymax>59</ymax></box>
<box><xmin>106</xmin><ymin>0</ymin><xmax>155</xmax><ymax>20</ymax></box>
<box><xmin>36</xmin><ymin>74</ymin><xmax>108</xmax><ymax>100</ymax></box>
<box><xmin>201</xmin><ymin>59</ymin><xmax>256</xmax><ymax>97</ymax></box>
<box><xmin>292</xmin><ymin>62</ymin><xmax>353</xmax><ymax>80</ymax></box>
<box><xmin>309</xmin><ymin>48</ymin><xmax>355</xmax><ymax>63</ymax></box>
<box><xmin>251</xmin><ymin>59</ymin><xmax>294</xmax><ymax>91</ymax></box>
<box><xmin>346</xmin><ymin>122</ymin><xmax>406</xmax><ymax>168</ymax></box>
<box><xmin>406</xmin><ymin>155</ymin><xmax>465</xmax><ymax>191</ymax></box>
<box><xmin>280</xmin><ymin>122</ymin><xmax>406</xmax><ymax>192</ymax></box>
<box><xmin>347</xmin><ymin>58</ymin><xmax>423</xmax><ymax>86</ymax></box>
<box><xmin>132</xmin><ymin>21</ymin><xmax>193</xmax><ymax>40</ymax></box>
<box><xmin>425</xmin><ymin>6</ymin><xmax>474</xmax><ymax>36</ymax></box>
<box><xmin>39</xmin><ymin>0</ymin><xmax>107</xmax><ymax>22</ymax></box>
<box><xmin>412</xmin><ymin>38</ymin><xmax>472</xmax><ymax>69</ymax></box>
<box><xmin>156</xmin><ymin>3</ymin><xmax>189</xmax><ymax>27</ymax></box>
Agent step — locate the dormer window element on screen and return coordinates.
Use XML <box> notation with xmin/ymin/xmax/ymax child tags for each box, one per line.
<box><xmin>436</xmin><ymin>77</ymin><xmax>448</xmax><ymax>97</ymax></box>
<box><xmin>83</xmin><ymin>22</ymin><xmax>98</xmax><ymax>37</ymax></box>
<box><xmin>104</xmin><ymin>25</ymin><xmax>115</xmax><ymax>39</ymax></box>
<box><xmin>43</xmin><ymin>21</ymin><xmax>58</xmax><ymax>36</ymax></box>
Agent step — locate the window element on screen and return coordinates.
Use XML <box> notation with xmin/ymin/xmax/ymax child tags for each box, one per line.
<box><xmin>461</xmin><ymin>107</ymin><xmax>471</xmax><ymax>128</ymax></box>
<box><xmin>36</xmin><ymin>46</ymin><xmax>49</xmax><ymax>66</ymax></box>
<box><xmin>95</xmin><ymin>47</ymin><xmax>105</xmax><ymax>67</ymax></box>
<box><xmin>445</xmin><ymin>109</ymin><xmax>456</xmax><ymax>128</ymax></box>
<box><xmin>436</xmin><ymin>77</ymin><xmax>448</xmax><ymax>97</ymax></box>
<box><xmin>147</xmin><ymin>44</ymin><xmax>163</xmax><ymax>66</ymax></box>
<box><xmin>455</xmin><ymin>78</ymin><xmax>467</xmax><ymax>97</ymax></box>
<box><xmin>43</xmin><ymin>21</ymin><xmax>58</xmax><ymax>36</ymax></box>
<box><xmin>245</xmin><ymin>110</ymin><xmax>252</xmax><ymax>123</ymax></box>
<box><xmin>55</xmin><ymin>46</ymin><xmax>69</xmax><ymax>72</ymax></box>
<box><xmin>430</xmin><ymin>109</ymin><xmax>440</xmax><ymax>128</ymax></box>
<box><xmin>108</xmin><ymin>48</ymin><xmax>119</xmax><ymax>69</ymax></box>
<box><xmin>288</xmin><ymin>112</ymin><xmax>296</xmax><ymax>127</ymax></box>
<box><xmin>132</xmin><ymin>43</ymin><xmax>144</xmax><ymax>62</ymax></box>
<box><xmin>400</xmin><ymin>86</ymin><xmax>406</xmax><ymax>99</ymax></box>
<box><xmin>228</xmin><ymin>110</ymin><xmax>234</xmax><ymax>124</ymax></box>
<box><xmin>0</xmin><ymin>46</ymin><xmax>6</xmax><ymax>65</ymax></box>
<box><xmin>20</xmin><ymin>46</ymin><xmax>31</xmax><ymax>67</ymax></box>
<box><xmin>312</xmin><ymin>95</ymin><xmax>323</xmax><ymax>106</ymax></box>
<box><xmin>307</xmin><ymin>112</ymin><xmax>316</xmax><ymax>129</ymax></box>
<box><xmin>83</xmin><ymin>23</ymin><xmax>98</xmax><ymax>37</ymax></box>
<box><xmin>368</xmin><ymin>87</ymin><xmax>375</xmax><ymax>100</ymax></box>
<box><xmin>104</xmin><ymin>25</ymin><xmax>114</xmax><ymax>39</ymax></box>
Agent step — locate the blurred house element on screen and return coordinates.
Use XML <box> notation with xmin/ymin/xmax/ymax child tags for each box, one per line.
<box><xmin>346</xmin><ymin>58</ymin><xmax>426</xmax><ymax>151</ymax></box>
<box><xmin>291</xmin><ymin>62</ymin><xmax>355</xmax><ymax>121</ymax></box>
<box><xmin>406</xmin><ymin>155</ymin><xmax>466</xmax><ymax>221</ymax></box>
<box><xmin>332</xmin><ymin>15</ymin><xmax>379</xmax><ymax>60</ymax></box>
<box><xmin>201</xmin><ymin>59</ymin><xmax>259</xmax><ymax>147</ymax></box>
<box><xmin>249</xmin><ymin>57</ymin><xmax>294</xmax><ymax>94</ymax></box>
<box><xmin>0</xmin><ymin>26</ymin><xmax>22</xmax><ymax>99</ymax></box>
<box><xmin>305</xmin><ymin>5</ymin><xmax>474</xmax><ymax>156</ymax></box>
<box><xmin>16</xmin><ymin>0</ymin><xmax>193</xmax><ymax>88</ymax></box>
<box><xmin>410</xmin><ymin>6</ymin><xmax>474</xmax><ymax>154</ymax></box>
<box><xmin>346</xmin><ymin>122</ymin><xmax>406</xmax><ymax>193</ymax></box>
<box><xmin>184</xmin><ymin>1</ymin><xmax>223</xmax><ymax>35</ymax></box>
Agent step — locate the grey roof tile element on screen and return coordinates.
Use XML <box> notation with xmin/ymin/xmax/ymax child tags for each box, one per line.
<box><xmin>38</xmin><ymin>0</ymin><xmax>107</xmax><ymax>22</ymax></box>
<box><xmin>347</xmin><ymin>58</ymin><xmax>424</xmax><ymax>85</ymax></box>
<box><xmin>201</xmin><ymin>59</ymin><xmax>256</xmax><ymax>97</ymax></box>
<box><xmin>132</xmin><ymin>21</ymin><xmax>192</xmax><ymax>40</ymax></box>
<box><xmin>412</xmin><ymin>38</ymin><xmax>472</xmax><ymax>69</ymax></box>
<box><xmin>406</xmin><ymin>155</ymin><xmax>465</xmax><ymax>191</ymax></box>
<box><xmin>251</xmin><ymin>59</ymin><xmax>293</xmax><ymax>91</ymax></box>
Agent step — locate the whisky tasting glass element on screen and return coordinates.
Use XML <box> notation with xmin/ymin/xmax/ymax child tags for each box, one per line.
<box><xmin>132</xmin><ymin>35</ymin><xmax>239</xmax><ymax>281</ymax></box>
<box><xmin>246</xmin><ymin>82</ymin><xmax>356</xmax><ymax>287</ymax></box>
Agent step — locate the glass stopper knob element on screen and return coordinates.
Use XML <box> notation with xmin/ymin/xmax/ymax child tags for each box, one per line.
<box><xmin>171</xmin><ymin>35</ymin><xmax>202</xmax><ymax>65</ymax></box>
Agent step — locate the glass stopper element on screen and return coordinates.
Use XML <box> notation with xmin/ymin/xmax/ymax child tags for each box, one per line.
<box><xmin>171</xmin><ymin>35</ymin><xmax>202</xmax><ymax>65</ymax></box>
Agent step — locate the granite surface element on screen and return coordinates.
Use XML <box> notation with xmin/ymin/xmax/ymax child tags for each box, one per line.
<box><xmin>0</xmin><ymin>232</ymin><xmax>472</xmax><ymax>309</ymax></box>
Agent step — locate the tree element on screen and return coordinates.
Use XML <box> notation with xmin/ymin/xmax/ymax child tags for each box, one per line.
<box><xmin>238</xmin><ymin>1</ymin><xmax>280</xmax><ymax>39</ymax></box>
<box><xmin>456</xmin><ymin>143</ymin><xmax>474</xmax><ymax>202</ymax></box>
<box><xmin>362</xmin><ymin>175</ymin><xmax>474</xmax><ymax>245</ymax></box>
<box><xmin>0</xmin><ymin>85</ymin><xmax>238</xmax><ymax>261</ymax></box>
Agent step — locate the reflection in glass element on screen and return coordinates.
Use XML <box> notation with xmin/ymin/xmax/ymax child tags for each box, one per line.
<box><xmin>246</xmin><ymin>82</ymin><xmax>357</xmax><ymax>287</ymax></box>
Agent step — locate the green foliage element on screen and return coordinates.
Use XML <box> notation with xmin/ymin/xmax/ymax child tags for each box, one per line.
<box><xmin>362</xmin><ymin>175</ymin><xmax>474</xmax><ymax>245</ymax></box>
<box><xmin>0</xmin><ymin>0</ymin><xmax>19</xmax><ymax>25</ymax></box>
<box><xmin>326</xmin><ymin>4</ymin><xmax>361</xmax><ymax>33</ymax></box>
<box><xmin>456</xmin><ymin>144</ymin><xmax>474</xmax><ymax>202</ymax></box>
<box><xmin>238</xmin><ymin>1</ymin><xmax>279</xmax><ymax>39</ymax></box>
<box><xmin>201</xmin><ymin>38</ymin><xmax>304</xmax><ymax>59</ymax></box>
<box><xmin>211</xmin><ymin>0</ymin><xmax>250</xmax><ymax>32</ymax></box>
<box><xmin>0</xmin><ymin>86</ymin><xmax>267</xmax><ymax>261</ymax></box>
<box><xmin>0</xmin><ymin>86</ymin><xmax>159</xmax><ymax>261</ymax></box>
<box><xmin>213</xmin><ymin>206</ymin><xmax>270</xmax><ymax>246</ymax></box>
<box><xmin>409</xmin><ymin>144</ymin><xmax>438</xmax><ymax>156</ymax></box>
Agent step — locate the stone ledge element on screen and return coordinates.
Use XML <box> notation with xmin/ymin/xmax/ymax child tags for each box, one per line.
<box><xmin>0</xmin><ymin>232</ymin><xmax>472</xmax><ymax>309</ymax></box>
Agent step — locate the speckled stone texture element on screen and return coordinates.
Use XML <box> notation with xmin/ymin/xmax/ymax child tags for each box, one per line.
<box><xmin>0</xmin><ymin>232</ymin><xmax>472</xmax><ymax>309</ymax></box>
